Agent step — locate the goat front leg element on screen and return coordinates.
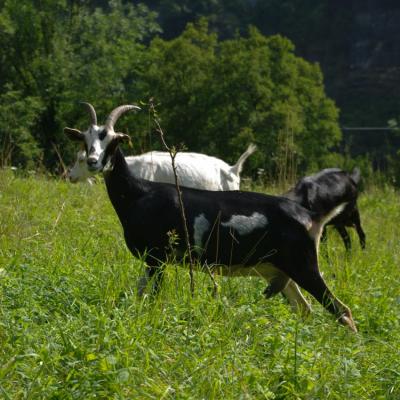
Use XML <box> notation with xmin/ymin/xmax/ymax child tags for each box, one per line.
<box><xmin>290</xmin><ymin>266</ymin><xmax>357</xmax><ymax>332</ymax></box>
<box><xmin>137</xmin><ymin>267</ymin><xmax>150</xmax><ymax>297</ymax></box>
<box><xmin>320</xmin><ymin>227</ymin><xmax>328</xmax><ymax>244</ymax></box>
<box><xmin>262</xmin><ymin>270</ymin><xmax>312</xmax><ymax>316</ymax></box>
<box><xmin>356</xmin><ymin>224</ymin><xmax>366</xmax><ymax>249</ymax></box>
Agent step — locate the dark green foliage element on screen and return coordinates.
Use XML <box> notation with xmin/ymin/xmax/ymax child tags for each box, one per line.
<box><xmin>2</xmin><ymin>0</ymin><xmax>397</xmax><ymax>183</ymax></box>
<box><xmin>0</xmin><ymin>89</ymin><xmax>44</xmax><ymax>168</ymax></box>
<box><xmin>140</xmin><ymin>21</ymin><xmax>341</xmax><ymax>174</ymax></box>
<box><xmin>0</xmin><ymin>1</ymin><xmax>341</xmax><ymax>179</ymax></box>
<box><xmin>0</xmin><ymin>0</ymin><xmax>159</xmax><ymax>170</ymax></box>
<box><xmin>137</xmin><ymin>0</ymin><xmax>400</xmax><ymax>183</ymax></box>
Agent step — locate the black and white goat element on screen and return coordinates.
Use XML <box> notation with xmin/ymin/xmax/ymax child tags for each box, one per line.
<box><xmin>284</xmin><ymin>168</ymin><xmax>366</xmax><ymax>251</ymax></box>
<box><xmin>64</xmin><ymin>103</ymin><xmax>357</xmax><ymax>332</ymax></box>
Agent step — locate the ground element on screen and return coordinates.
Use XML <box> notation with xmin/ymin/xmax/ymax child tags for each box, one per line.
<box><xmin>0</xmin><ymin>169</ymin><xmax>399</xmax><ymax>399</ymax></box>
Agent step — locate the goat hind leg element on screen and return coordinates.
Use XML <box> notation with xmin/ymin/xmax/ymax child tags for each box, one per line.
<box><xmin>137</xmin><ymin>265</ymin><xmax>165</xmax><ymax>296</ymax></box>
<box><xmin>336</xmin><ymin>225</ymin><xmax>351</xmax><ymax>251</ymax></box>
<box><xmin>281</xmin><ymin>280</ymin><xmax>311</xmax><ymax>317</ymax></box>
<box><xmin>353</xmin><ymin>210</ymin><xmax>366</xmax><ymax>249</ymax></box>
<box><xmin>263</xmin><ymin>271</ymin><xmax>290</xmax><ymax>299</ymax></box>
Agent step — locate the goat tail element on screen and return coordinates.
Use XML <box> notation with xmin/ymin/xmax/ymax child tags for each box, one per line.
<box><xmin>231</xmin><ymin>143</ymin><xmax>257</xmax><ymax>175</ymax></box>
<box><xmin>350</xmin><ymin>167</ymin><xmax>361</xmax><ymax>185</ymax></box>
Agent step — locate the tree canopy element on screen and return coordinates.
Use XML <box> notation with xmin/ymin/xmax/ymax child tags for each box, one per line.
<box><xmin>0</xmin><ymin>0</ymin><xmax>370</xmax><ymax>182</ymax></box>
<box><xmin>139</xmin><ymin>21</ymin><xmax>340</xmax><ymax>175</ymax></box>
<box><xmin>0</xmin><ymin>0</ymin><xmax>159</xmax><ymax>168</ymax></box>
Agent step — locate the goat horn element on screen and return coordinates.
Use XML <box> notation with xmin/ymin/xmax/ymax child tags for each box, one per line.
<box><xmin>105</xmin><ymin>105</ymin><xmax>141</xmax><ymax>130</ymax></box>
<box><xmin>80</xmin><ymin>102</ymin><xmax>97</xmax><ymax>125</ymax></box>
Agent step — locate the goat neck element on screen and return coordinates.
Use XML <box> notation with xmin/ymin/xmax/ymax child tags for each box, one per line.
<box><xmin>104</xmin><ymin>147</ymin><xmax>148</xmax><ymax>226</ymax></box>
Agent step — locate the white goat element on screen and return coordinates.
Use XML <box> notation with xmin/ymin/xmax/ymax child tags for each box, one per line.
<box><xmin>68</xmin><ymin>144</ymin><xmax>256</xmax><ymax>190</ymax></box>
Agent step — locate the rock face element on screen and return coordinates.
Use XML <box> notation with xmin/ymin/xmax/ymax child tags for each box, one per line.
<box><xmin>319</xmin><ymin>1</ymin><xmax>400</xmax><ymax>157</ymax></box>
<box><xmin>155</xmin><ymin>0</ymin><xmax>400</xmax><ymax>126</ymax></box>
<box><xmin>266</xmin><ymin>0</ymin><xmax>400</xmax><ymax>127</ymax></box>
<box><xmin>251</xmin><ymin>0</ymin><xmax>400</xmax><ymax>157</ymax></box>
<box><xmin>335</xmin><ymin>1</ymin><xmax>400</xmax><ymax>125</ymax></box>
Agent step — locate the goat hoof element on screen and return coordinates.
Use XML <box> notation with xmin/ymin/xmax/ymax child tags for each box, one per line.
<box><xmin>263</xmin><ymin>285</ymin><xmax>274</xmax><ymax>299</ymax></box>
<box><xmin>338</xmin><ymin>310</ymin><xmax>357</xmax><ymax>333</ymax></box>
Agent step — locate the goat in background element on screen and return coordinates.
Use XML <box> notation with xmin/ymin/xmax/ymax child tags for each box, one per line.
<box><xmin>67</xmin><ymin>142</ymin><xmax>257</xmax><ymax>191</ymax></box>
<box><xmin>284</xmin><ymin>168</ymin><xmax>366</xmax><ymax>251</ymax></box>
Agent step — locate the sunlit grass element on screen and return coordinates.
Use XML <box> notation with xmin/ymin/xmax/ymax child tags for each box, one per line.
<box><xmin>0</xmin><ymin>169</ymin><xmax>399</xmax><ymax>399</ymax></box>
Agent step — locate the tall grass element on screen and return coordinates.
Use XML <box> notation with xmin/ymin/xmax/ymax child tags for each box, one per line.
<box><xmin>0</xmin><ymin>169</ymin><xmax>399</xmax><ymax>399</ymax></box>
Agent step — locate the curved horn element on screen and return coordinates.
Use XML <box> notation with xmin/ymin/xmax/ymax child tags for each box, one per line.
<box><xmin>80</xmin><ymin>102</ymin><xmax>97</xmax><ymax>125</ymax></box>
<box><xmin>105</xmin><ymin>105</ymin><xmax>141</xmax><ymax>130</ymax></box>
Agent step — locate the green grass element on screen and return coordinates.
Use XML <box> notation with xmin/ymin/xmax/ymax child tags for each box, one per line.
<box><xmin>1</xmin><ymin>169</ymin><xmax>399</xmax><ymax>399</ymax></box>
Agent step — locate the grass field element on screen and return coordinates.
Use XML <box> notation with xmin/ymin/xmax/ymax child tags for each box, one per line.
<box><xmin>1</xmin><ymin>169</ymin><xmax>400</xmax><ymax>399</ymax></box>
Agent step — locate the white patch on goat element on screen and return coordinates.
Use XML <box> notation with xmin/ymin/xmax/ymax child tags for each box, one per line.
<box><xmin>294</xmin><ymin>214</ymin><xmax>313</xmax><ymax>231</ymax></box>
<box><xmin>68</xmin><ymin>149</ymin><xmax>94</xmax><ymax>183</ymax></box>
<box><xmin>89</xmin><ymin>132</ymin><xmax>104</xmax><ymax>159</ymax></box>
<box><xmin>309</xmin><ymin>202</ymin><xmax>348</xmax><ymax>255</ymax></box>
<box><xmin>193</xmin><ymin>214</ymin><xmax>211</xmax><ymax>252</ymax></box>
<box><xmin>221</xmin><ymin>212</ymin><xmax>268</xmax><ymax>236</ymax></box>
<box><xmin>282</xmin><ymin>280</ymin><xmax>311</xmax><ymax>315</ymax></box>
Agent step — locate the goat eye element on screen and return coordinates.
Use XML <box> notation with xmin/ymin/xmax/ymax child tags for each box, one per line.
<box><xmin>98</xmin><ymin>130</ymin><xmax>107</xmax><ymax>140</ymax></box>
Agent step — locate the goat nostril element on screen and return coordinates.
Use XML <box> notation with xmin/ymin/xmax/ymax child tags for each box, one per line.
<box><xmin>87</xmin><ymin>158</ymin><xmax>97</xmax><ymax>166</ymax></box>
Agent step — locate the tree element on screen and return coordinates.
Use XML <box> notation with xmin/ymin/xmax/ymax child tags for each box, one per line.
<box><xmin>0</xmin><ymin>88</ymin><xmax>44</xmax><ymax>168</ymax></box>
<box><xmin>138</xmin><ymin>18</ymin><xmax>217</xmax><ymax>150</ymax></box>
<box><xmin>0</xmin><ymin>0</ymin><xmax>159</xmax><ymax>169</ymax></box>
<box><xmin>140</xmin><ymin>21</ymin><xmax>341</xmax><ymax>177</ymax></box>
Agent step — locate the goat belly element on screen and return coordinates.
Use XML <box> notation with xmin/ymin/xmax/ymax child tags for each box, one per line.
<box><xmin>209</xmin><ymin>262</ymin><xmax>281</xmax><ymax>279</ymax></box>
<box><xmin>198</xmin><ymin>225</ymin><xmax>292</xmax><ymax>267</ymax></box>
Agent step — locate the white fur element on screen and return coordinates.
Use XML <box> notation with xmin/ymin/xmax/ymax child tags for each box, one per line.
<box><xmin>221</xmin><ymin>212</ymin><xmax>268</xmax><ymax>236</ymax></box>
<box><xmin>67</xmin><ymin>149</ymin><xmax>92</xmax><ymax>183</ymax></box>
<box><xmin>309</xmin><ymin>202</ymin><xmax>348</xmax><ymax>252</ymax></box>
<box><xmin>281</xmin><ymin>279</ymin><xmax>311</xmax><ymax>315</ymax></box>
<box><xmin>89</xmin><ymin>130</ymin><xmax>104</xmax><ymax>159</ymax></box>
<box><xmin>67</xmin><ymin>144</ymin><xmax>256</xmax><ymax>190</ymax></box>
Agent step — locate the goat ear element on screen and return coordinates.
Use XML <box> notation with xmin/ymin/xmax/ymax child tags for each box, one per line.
<box><xmin>115</xmin><ymin>132</ymin><xmax>132</xmax><ymax>147</ymax></box>
<box><xmin>64</xmin><ymin>127</ymin><xmax>85</xmax><ymax>142</ymax></box>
